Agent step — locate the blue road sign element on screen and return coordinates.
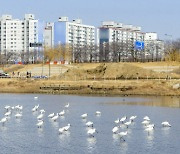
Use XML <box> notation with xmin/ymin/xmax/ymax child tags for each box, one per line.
<box><xmin>135</xmin><ymin>41</ymin><xmax>144</xmax><ymax>50</ymax></box>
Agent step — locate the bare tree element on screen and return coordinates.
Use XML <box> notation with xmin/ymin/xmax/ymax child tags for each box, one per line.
<box><xmin>164</xmin><ymin>39</ymin><xmax>180</xmax><ymax>62</ymax></box>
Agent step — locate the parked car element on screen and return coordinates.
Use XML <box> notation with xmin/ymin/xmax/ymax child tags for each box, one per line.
<box><xmin>32</xmin><ymin>75</ymin><xmax>48</xmax><ymax>79</ymax></box>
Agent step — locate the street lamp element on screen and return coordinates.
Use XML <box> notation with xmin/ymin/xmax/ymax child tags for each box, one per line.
<box><xmin>103</xmin><ymin>42</ymin><xmax>106</xmax><ymax>62</ymax></box>
<box><xmin>164</xmin><ymin>34</ymin><xmax>173</xmax><ymax>51</ymax></box>
<box><xmin>164</xmin><ymin>34</ymin><xmax>173</xmax><ymax>80</ymax></box>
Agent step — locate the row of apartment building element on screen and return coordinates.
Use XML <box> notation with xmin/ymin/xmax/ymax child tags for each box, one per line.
<box><xmin>0</xmin><ymin>14</ymin><xmax>164</xmax><ymax>63</ymax></box>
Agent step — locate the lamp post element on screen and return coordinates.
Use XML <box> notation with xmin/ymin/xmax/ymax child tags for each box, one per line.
<box><xmin>164</xmin><ymin>34</ymin><xmax>173</xmax><ymax>80</ymax></box>
<box><xmin>103</xmin><ymin>42</ymin><xmax>106</xmax><ymax>62</ymax></box>
<box><xmin>165</xmin><ymin>34</ymin><xmax>173</xmax><ymax>52</ymax></box>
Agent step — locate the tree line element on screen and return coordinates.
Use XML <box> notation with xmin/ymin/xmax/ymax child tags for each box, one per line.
<box><xmin>0</xmin><ymin>39</ymin><xmax>179</xmax><ymax>65</ymax></box>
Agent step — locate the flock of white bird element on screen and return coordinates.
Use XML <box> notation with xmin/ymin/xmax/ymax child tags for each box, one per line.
<box><xmin>0</xmin><ymin>105</ymin><xmax>23</xmax><ymax>125</ymax></box>
<box><xmin>112</xmin><ymin>115</ymin><xmax>171</xmax><ymax>141</ymax></box>
<box><xmin>33</xmin><ymin>100</ymin><xmax>69</xmax><ymax>134</ymax></box>
<box><xmin>0</xmin><ymin>96</ymin><xmax>172</xmax><ymax>142</ymax></box>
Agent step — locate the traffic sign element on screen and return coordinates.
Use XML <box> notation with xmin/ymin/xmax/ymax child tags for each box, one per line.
<box><xmin>30</xmin><ymin>43</ymin><xmax>43</xmax><ymax>47</ymax></box>
<box><xmin>135</xmin><ymin>41</ymin><xmax>144</xmax><ymax>50</ymax></box>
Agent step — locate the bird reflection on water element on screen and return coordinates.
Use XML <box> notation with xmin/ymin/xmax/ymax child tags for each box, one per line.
<box><xmin>87</xmin><ymin>137</ymin><xmax>97</xmax><ymax>153</ymax></box>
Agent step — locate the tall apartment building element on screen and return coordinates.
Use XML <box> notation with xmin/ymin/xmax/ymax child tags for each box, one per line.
<box><xmin>44</xmin><ymin>17</ymin><xmax>96</xmax><ymax>62</ymax></box>
<box><xmin>44</xmin><ymin>22</ymin><xmax>54</xmax><ymax>48</ymax></box>
<box><xmin>144</xmin><ymin>32</ymin><xmax>164</xmax><ymax>60</ymax></box>
<box><xmin>97</xmin><ymin>21</ymin><xmax>145</xmax><ymax>62</ymax></box>
<box><xmin>44</xmin><ymin>17</ymin><xmax>95</xmax><ymax>47</ymax></box>
<box><xmin>0</xmin><ymin>14</ymin><xmax>45</xmax><ymax>63</ymax></box>
<box><xmin>54</xmin><ymin>17</ymin><xmax>95</xmax><ymax>46</ymax></box>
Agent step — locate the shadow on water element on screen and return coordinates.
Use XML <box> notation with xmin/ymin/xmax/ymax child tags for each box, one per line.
<box><xmin>108</xmin><ymin>96</ymin><xmax>180</xmax><ymax>108</ymax></box>
<box><xmin>146</xmin><ymin>134</ymin><xmax>155</xmax><ymax>149</ymax></box>
<box><xmin>87</xmin><ymin>137</ymin><xmax>97</xmax><ymax>153</ymax></box>
<box><xmin>58</xmin><ymin>131</ymin><xmax>71</xmax><ymax>141</ymax></box>
<box><xmin>59</xmin><ymin>116</ymin><xmax>65</xmax><ymax>121</ymax></box>
<box><xmin>0</xmin><ymin>125</ymin><xmax>8</xmax><ymax>131</ymax></box>
<box><xmin>161</xmin><ymin>127</ymin><xmax>170</xmax><ymax>136</ymax></box>
<box><xmin>119</xmin><ymin>141</ymin><xmax>128</xmax><ymax>153</ymax></box>
<box><xmin>37</xmin><ymin>127</ymin><xmax>44</xmax><ymax>137</ymax></box>
<box><xmin>81</xmin><ymin>119</ymin><xmax>87</xmax><ymax>123</ymax></box>
<box><xmin>50</xmin><ymin>121</ymin><xmax>59</xmax><ymax>129</ymax></box>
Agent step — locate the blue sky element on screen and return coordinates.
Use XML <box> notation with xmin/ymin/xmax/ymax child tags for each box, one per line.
<box><xmin>0</xmin><ymin>0</ymin><xmax>179</xmax><ymax>40</ymax></box>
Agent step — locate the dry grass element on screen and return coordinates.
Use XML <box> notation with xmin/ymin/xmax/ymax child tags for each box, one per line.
<box><xmin>58</xmin><ymin>63</ymin><xmax>180</xmax><ymax>80</ymax></box>
<box><xmin>132</xmin><ymin>61</ymin><xmax>180</xmax><ymax>67</ymax></box>
<box><xmin>0</xmin><ymin>78</ymin><xmax>179</xmax><ymax>96</ymax></box>
<box><xmin>3</xmin><ymin>65</ymin><xmax>25</xmax><ymax>73</ymax></box>
<box><xmin>0</xmin><ymin>62</ymin><xmax>179</xmax><ymax>96</ymax></box>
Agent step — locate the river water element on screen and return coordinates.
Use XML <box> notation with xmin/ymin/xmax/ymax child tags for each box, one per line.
<box><xmin>0</xmin><ymin>94</ymin><xmax>179</xmax><ymax>154</ymax></box>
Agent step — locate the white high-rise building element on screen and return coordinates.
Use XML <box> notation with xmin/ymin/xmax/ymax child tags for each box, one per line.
<box><xmin>0</xmin><ymin>14</ymin><xmax>44</xmax><ymax>63</ymax></box>
<box><xmin>54</xmin><ymin>17</ymin><xmax>95</xmax><ymax>46</ymax></box>
<box><xmin>44</xmin><ymin>17</ymin><xmax>96</xmax><ymax>62</ymax></box>
<box><xmin>144</xmin><ymin>32</ymin><xmax>164</xmax><ymax>60</ymax></box>
<box><xmin>97</xmin><ymin>21</ymin><xmax>145</xmax><ymax>62</ymax></box>
<box><xmin>44</xmin><ymin>22</ymin><xmax>54</xmax><ymax>48</ymax></box>
<box><xmin>44</xmin><ymin>17</ymin><xmax>95</xmax><ymax>48</ymax></box>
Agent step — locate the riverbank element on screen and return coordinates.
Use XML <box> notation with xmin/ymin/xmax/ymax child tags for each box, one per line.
<box><xmin>0</xmin><ymin>78</ymin><xmax>179</xmax><ymax>96</ymax></box>
<box><xmin>0</xmin><ymin>62</ymin><xmax>179</xmax><ymax>96</ymax></box>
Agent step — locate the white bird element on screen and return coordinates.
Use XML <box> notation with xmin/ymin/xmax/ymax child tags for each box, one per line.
<box><xmin>124</xmin><ymin>120</ymin><xmax>132</xmax><ymax>128</ymax></box>
<box><xmin>36</xmin><ymin>120</ymin><xmax>44</xmax><ymax>128</ymax></box>
<box><xmin>19</xmin><ymin>105</ymin><xmax>23</xmax><ymax>110</ymax></box>
<box><xmin>0</xmin><ymin>117</ymin><xmax>8</xmax><ymax>125</ymax></box>
<box><xmin>52</xmin><ymin>113</ymin><xmax>59</xmax><ymax>121</ymax></box>
<box><xmin>120</xmin><ymin>116</ymin><xmax>127</xmax><ymax>123</ymax></box>
<box><xmin>15</xmin><ymin>113</ymin><xmax>22</xmax><ymax>118</ymax></box>
<box><xmin>15</xmin><ymin>105</ymin><xmax>23</xmax><ymax>111</ymax></box>
<box><xmin>32</xmin><ymin>104</ymin><xmax>39</xmax><ymax>112</ymax></box>
<box><xmin>65</xmin><ymin>103</ymin><xmax>69</xmax><ymax>108</ymax></box>
<box><xmin>59</xmin><ymin>124</ymin><xmax>71</xmax><ymax>134</ymax></box>
<box><xmin>118</xmin><ymin>131</ymin><xmax>128</xmax><ymax>141</ymax></box>
<box><xmin>115</xmin><ymin>118</ymin><xmax>120</xmax><ymax>124</ymax></box>
<box><xmin>112</xmin><ymin>126</ymin><xmax>120</xmax><ymax>134</ymax></box>
<box><xmin>34</xmin><ymin>96</ymin><xmax>38</xmax><ymax>100</ymax></box>
<box><xmin>146</xmin><ymin>124</ymin><xmax>155</xmax><ymax>128</ymax></box>
<box><xmin>161</xmin><ymin>121</ymin><xmax>171</xmax><ymax>127</ymax></box>
<box><xmin>142</xmin><ymin>120</ymin><xmax>150</xmax><ymax>126</ymax></box>
<box><xmin>5</xmin><ymin>105</ymin><xmax>11</xmax><ymax>111</ymax></box>
<box><xmin>59</xmin><ymin>127</ymin><xmax>65</xmax><ymax>134</ymax></box>
<box><xmin>87</xmin><ymin>128</ymin><xmax>98</xmax><ymax>137</ymax></box>
<box><xmin>37</xmin><ymin>114</ymin><xmax>44</xmax><ymax>120</ymax></box>
<box><xmin>39</xmin><ymin>109</ymin><xmax>45</xmax><ymax>114</ymax></box>
<box><xmin>5</xmin><ymin>111</ymin><xmax>11</xmax><ymax>117</ymax></box>
<box><xmin>63</xmin><ymin>124</ymin><xmax>71</xmax><ymax>131</ymax></box>
<box><xmin>95</xmin><ymin>111</ymin><xmax>101</xmax><ymax>115</ymax></box>
<box><xmin>32</xmin><ymin>107</ymin><xmax>36</xmax><ymax>112</ymax></box>
<box><xmin>36</xmin><ymin>104</ymin><xmax>39</xmax><ymax>108</ymax></box>
<box><xmin>48</xmin><ymin>113</ymin><xmax>55</xmax><ymax>118</ymax></box>
<box><xmin>144</xmin><ymin>116</ymin><xmax>150</xmax><ymax>121</ymax></box>
<box><xmin>59</xmin><ymin>110</ymin><xmax>65</xmax><ymax>116</ymax></box>
<box><xmin>86</xmin><ymin>121</ymin><xmax>93</xmax><ymax>127</ymax></box>
<box><xmin>130</xmin><ymin>116</ymin><xmax>137</xmax><ymax>122</ymax></box>
<box><xmin>81</xmin><ymin>113</ymin><xmax>88</xmax><ymax>119</ymax></box>
<box><xmin>145</xmin><ymin>126</ymin><xmax>154</xmax><ymax>135</ymax></box>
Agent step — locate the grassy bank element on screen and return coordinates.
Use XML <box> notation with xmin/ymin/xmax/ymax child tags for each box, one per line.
<box><xmin>0</xmin><ymin>62</ymin><xmax>179</xmax><ymax>96</ymax></box>
<box><xmin>0</xmin><ymin>78</ymin><xmax>179</xmax><ymax>96</ymax></box>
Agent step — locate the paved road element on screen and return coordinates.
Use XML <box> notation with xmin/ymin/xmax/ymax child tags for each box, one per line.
<box><xmin>26</xmin><ymin>65</ymin><xmax>69</xmax><ymax>77</ymax></box>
